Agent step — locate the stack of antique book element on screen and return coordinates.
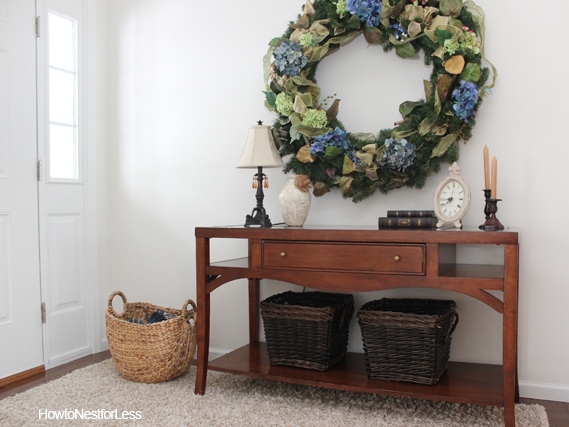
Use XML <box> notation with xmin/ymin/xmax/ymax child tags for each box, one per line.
<box><xmin>377</xmin><ymin>210</ymin><xmax>437</xmax><ymax>229</ymax></box>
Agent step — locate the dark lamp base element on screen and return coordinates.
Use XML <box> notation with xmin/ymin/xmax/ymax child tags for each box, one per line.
<box><xmin>244</xmin><ymin>207</ymin><xmax>272</xmax><ymax>228</ymax></box>
<box><xmin>243</xmin><ymin>166</ymin><xmax>273</xmax><ymax>228</ymax></box>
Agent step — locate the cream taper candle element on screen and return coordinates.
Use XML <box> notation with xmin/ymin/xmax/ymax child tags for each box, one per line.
<box><xmin>483</xmin><ymin>145</ymin><xmax>490</xmax><ymax>189</ymax></box>
<box><xmin>491</xmin><ymin>156</ymin><xmax>497</xmax><ymax>199</ymax></box>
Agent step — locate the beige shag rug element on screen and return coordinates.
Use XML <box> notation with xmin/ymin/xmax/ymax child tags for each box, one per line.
<box><xmin>1</xmin><ymin>359</ymin><xmax>548</xmax><ymax>426</ymax></box>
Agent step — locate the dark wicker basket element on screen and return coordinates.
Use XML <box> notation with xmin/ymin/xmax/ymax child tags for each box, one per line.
<box><xmin>261</xmin><ymin>291</ymin><xmax>354</xmax><ymax>371</ymax></box>
<box><xmin>358</xmin><ymin>298</ymin><xmax>458</xmax><ymax>385</ymax></box>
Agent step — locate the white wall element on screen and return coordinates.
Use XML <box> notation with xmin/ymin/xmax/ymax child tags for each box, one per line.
<box><xmin>100</xmin><ymin>0</ymin><xmax>569</xmax><ymax>401</ymax></box>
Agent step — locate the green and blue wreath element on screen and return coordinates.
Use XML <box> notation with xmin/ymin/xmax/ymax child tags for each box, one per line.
<box><xmin>263</xmin><ymin>0</ymin><xmax>495</xmax><ymax>202</ymax></box>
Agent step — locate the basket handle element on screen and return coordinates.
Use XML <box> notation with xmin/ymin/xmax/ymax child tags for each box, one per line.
<box><xmin>338</xmin><ymin>306</ymin><xmax>352</xmax><ymax>330</ymax></box>
<box><xmin>108</xmin><ymin>291</ymin><xmax>127</xmax><ymax>318</ymax></box>
<box><xmin>447</xmin><ymin>312</ymin><xmax>459</xmax><ymax>338</ymax></box>
<box><xmin>182</xmin><ymin>299</ymin><xmax>197</xmax><ymax>326</ymax></box>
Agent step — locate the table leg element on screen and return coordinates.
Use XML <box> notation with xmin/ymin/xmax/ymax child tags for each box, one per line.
<box><xmin>502</xmin><ymin>244</ymin><xmax>519</xmax><ymax>426</ymax></box>
<box><xmin>195</xmin><ymin>237</ymin><xmax>210</xmax><ymax>395</ymax></box>
<box><xmin>248</xmin><ymin>278</ymin><xmax>260</xmax><ymax>343</ymax></box>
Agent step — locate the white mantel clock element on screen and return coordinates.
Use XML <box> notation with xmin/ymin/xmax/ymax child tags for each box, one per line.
<box><xmin>433</xmin><ymin>162</ymin><xmax>471</xmax><ymax>229</ymax></box>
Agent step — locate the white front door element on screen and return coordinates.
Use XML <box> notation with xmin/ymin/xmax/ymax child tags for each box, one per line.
<box><xmin>36</xmin><ymin>0</ymin><xmax>92</xmax><ymax>368</ymax></box>
<box><xmin>0</xmin><ymin>0</ymin><xmax>44</xmax><ymax>379</ymax></box>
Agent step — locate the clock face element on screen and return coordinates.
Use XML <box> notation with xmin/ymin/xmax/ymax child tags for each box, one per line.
<box><xmin>437</xmin><ymin>179</ymin><xmax>466</xmax><ymax>220</ymax></box>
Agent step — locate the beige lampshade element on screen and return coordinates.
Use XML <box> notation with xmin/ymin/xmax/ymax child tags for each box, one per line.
<box><xmin>236</xmin><ymin>123</ymin><xmax>285</xmax><ymax>168</ymax></box>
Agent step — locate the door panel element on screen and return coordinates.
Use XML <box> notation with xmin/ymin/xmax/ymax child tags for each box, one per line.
<box><xmin>0</xmin><ymin>0</ymin><xmax>44</xmax><ymax>379</ymax></box>
<box><xmin>44</xmin><ymin>212</ymin><xmax>90</xmax><ymax>362</ymax></box>
<box><xmin>37</xmin><ymin>0</ymin><xmax>91</xmax><ymax>368</ymax></box>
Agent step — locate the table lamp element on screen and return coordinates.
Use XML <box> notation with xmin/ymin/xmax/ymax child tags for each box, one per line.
<box><xmin>236</xmin><ymin>121</ymin><xmax>284</xmax><ymax>228</ymax></box>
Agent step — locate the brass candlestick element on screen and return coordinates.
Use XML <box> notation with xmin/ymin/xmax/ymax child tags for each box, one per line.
<box><xmin>479</xmin><ymin>192</ymin><xmax>504</xmax><ymax>231</ymax></box>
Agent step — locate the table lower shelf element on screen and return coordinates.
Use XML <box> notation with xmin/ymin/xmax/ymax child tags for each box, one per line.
<box><xmin>207</xmin><ymin>342</ymin><xmax>505</xmax><ymax>407</ymax></box>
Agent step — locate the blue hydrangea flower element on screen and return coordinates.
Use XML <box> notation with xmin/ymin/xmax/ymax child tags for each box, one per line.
<box><xmin>452</xmin><ymin>80</ymin><xmax>479</xmax><ymax>122</ymax></box>
<box><xmin>347</xmin><ymin>0</ymin><xmax>382</xmax><ymax>27</ymax></box>
<box><xmin>310</xmin><ymin>127</ymin><xmax>350</xmax><ymax>155</ymax></box>
<box><xmin>309</xmin><ymin>139</ymin><xmax>327</xmax><ymax>155</ymax></box>
<box><xmin>390</xmin><ymin>24</ymin><xmax>407</xmax><ymax>41</ymax></box>
<box><xmin>273</xmin><ymin>40</ymin><xmax>308</xmax><ymax>76</ymax></box>
<box><xmin>380</xmin><ymin>138</ymin><xmax>416</xmax><ymax>171</ymax></box>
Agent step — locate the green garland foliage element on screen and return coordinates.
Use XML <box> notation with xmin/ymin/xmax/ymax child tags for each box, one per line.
<box><xmin>263</xmin><ymin>0</ymin><xmax>495</xmax><ymax>202</ymax></box>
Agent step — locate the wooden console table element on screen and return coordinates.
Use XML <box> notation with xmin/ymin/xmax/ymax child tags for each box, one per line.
<box><xmin>194</xmin><ymin>226</ymin><xmax>519</xmax><ymax>427</ymax></box>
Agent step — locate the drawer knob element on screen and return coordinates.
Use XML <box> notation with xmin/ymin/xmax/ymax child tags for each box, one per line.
<box><xmin>280</xmin><ymin>252</ymin><xmax>286</xmax><ymax>257</ymax></box>
<box><xmin>394</xmin><ymin>255</ymin><xmax>401</xmax><ymax>262</ymax></box>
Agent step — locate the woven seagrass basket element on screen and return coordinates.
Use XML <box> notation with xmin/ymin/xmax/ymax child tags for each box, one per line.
<box><xmin>358</xmin><ymin>298</ymin><xmax>458</xmax><ymax>385</ymax></box>
<box><xmin>261</xmin><ymin>291</ymin><xmax>354</xmax><ymax>371</ymax></box>
<box><xmin>105</xmin><ymin>291</ymin><xmax>197</xmax><ymax>383</ymax></box>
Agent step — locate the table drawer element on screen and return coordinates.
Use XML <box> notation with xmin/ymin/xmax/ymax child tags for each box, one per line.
<box><xmin>262</xmin><ymin>241</ymin><xmax>425</xmax><ymax>274</ymax></box>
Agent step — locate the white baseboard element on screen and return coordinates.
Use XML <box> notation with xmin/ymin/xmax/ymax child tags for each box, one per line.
<box><xmin>208</xmin><ymin>347</ymin><xmax>229</xmax><ymax>361</ymax></box>
<box><xmin>520</xmin><ymin>380</ymin><xmax>569</xmax><ymax>403</ymax></box>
